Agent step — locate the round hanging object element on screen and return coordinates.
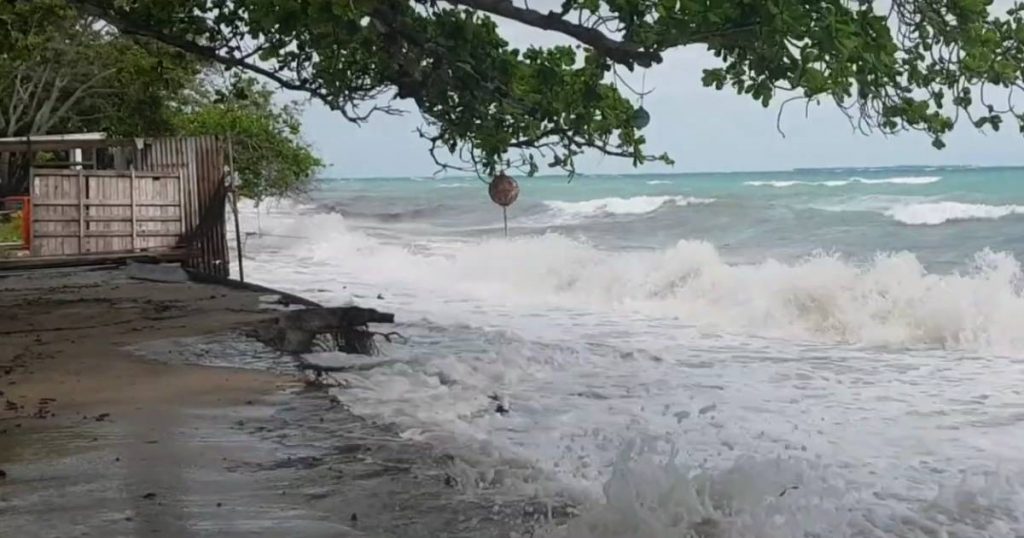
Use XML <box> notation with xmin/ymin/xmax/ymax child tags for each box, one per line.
<box><xmin>489</xmin><ymin>172</ymin><xmax>519</xmax><ymax>207</ymax></box>
<box><xmin>632</xmin><ymin>106</ymin><xmax>651</xmax><ymax>129</ymax></box>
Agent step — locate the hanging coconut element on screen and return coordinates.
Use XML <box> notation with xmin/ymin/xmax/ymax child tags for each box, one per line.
<box><xmin>632</xmin><ymin>106</ymin><xmax>651</xmax><ymax>129</ymax></box>
<box><xmin>488</xmin><ymin>172</ymin><xmax>519</xmax><ymax>207</ymax></box>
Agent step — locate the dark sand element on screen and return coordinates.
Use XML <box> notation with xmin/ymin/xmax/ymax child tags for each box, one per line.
<box><xmin>0</xmin><ymin>266</ymin><xmax>562</xmax><ymax>537</ymax></box>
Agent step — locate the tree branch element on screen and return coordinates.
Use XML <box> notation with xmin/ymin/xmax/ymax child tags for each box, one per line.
<box><xmin>441</xmin><ymin>0</ymin><xmax>662</xmax><ymax>67</ymax></box>
<box><xmin>42</xmin><ymin>68</ymin><xmax>119</xmax><ymax>132</ymax></box>
<box><xmin>66</xmin><ymin>1</ymin><xmax>346</xmax><ymax>113</ymax></box>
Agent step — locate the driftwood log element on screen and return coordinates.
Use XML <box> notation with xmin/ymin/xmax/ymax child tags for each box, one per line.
<box><xmin>250</xmin><ymin>306</ymin><xmax>395</xmax><ymax>356</ymax></box>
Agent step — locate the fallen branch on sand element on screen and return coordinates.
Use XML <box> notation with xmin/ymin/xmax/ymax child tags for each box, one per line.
<box><xmin>249</xmin><ymin>305</ymin><xmax>395</xmax><ymax>354</ymax></box>
<box><xmin>247</xmin><ymin>306</ymin><xmax>402</xmax><ymax>386</ymax></box>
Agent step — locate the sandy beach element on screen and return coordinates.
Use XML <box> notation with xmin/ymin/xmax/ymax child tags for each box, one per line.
<box><xmin>0</xmin><ymin>266</ymin><xmax>558</xmax><ymax>537</ymax></box>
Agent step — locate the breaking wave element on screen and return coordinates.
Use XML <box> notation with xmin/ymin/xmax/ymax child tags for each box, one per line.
<box><xmin>248</xmin><ymin>205</ymin><xmax>1024</xmax><ymax>353</ymax></box>
<box><xmin>745</xmin><ymin>176</ymin><xmax>941</xmax><ymax>188</ymax></box>
<box><xmin>543</xmin><ymin>196</ymin><xmax>715</xmax><ymax>219</ymax></box>
<box><xmin>886</xmin><ymin>201</ymin><xmax>1024</xmax><ymax>225</ymax></box>
<box><xmin>645</xmin><ymin>180</ymin><xmax>673</xmax><ymax>185</ymax></box>
<box><xmin>551</xmin><ymin>442</ymin><xmax>1024</xmax><ymax>538</ymax></box>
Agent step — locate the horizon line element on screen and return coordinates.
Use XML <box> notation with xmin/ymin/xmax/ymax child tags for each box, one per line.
<box><xmin>320</xmin><ymin>163</ymin><xmax>1024</xmax><ymax>181</ymax></box>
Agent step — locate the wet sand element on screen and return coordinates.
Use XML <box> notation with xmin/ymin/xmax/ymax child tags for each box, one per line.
<box><xmin>0</xmin><ymin>266</ymin><xmax>559</xmax><ymax>537</ymax></box>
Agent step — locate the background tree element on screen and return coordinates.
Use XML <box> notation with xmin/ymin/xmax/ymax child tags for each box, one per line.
<box><xmin>54</xmin><ymin>0</ymin><xmax>1024</xmax><ymax>177</ymax></box>
<box><xmin>0</xmin><ymin>1</ymin><xmax>198</xmax><ymax>139</ymax></box>
<box><xmin>0</xmin><ymin>0</ymin><xmax>320</xmax><ymax>199</ymax></box>
<box><xmin>173</xmin><ymin>73</ymin><xmax>324</xmax><ymax>206</ymax></box>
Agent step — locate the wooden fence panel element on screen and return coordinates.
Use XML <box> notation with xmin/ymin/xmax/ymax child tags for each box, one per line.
<box><xmin>137</xmin><ymin>136</ymin><xmax>228</xmax><ymax>277</ymax></box>
<box><xmin>30</xmin><ymin>169</ymin><xmax>184</xmax><ymax>257</ymax></box>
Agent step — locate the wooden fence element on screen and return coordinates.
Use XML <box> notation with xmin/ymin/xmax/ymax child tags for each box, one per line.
<box><xmin>11</xmin><ymin>136</ymin><xmax>231</xmax><ymax>277</ymax></box>
<box><xmin>30</xmin><ymin>169</ymin><xmax>184</xmax><ymax>256</ymax></box>
<box><xmin>136</xmin><ymin>136</ymin><xmax>229</xmax><ymax>277</ymax></box>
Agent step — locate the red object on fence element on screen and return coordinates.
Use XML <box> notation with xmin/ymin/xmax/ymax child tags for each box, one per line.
<box><xmin>1</xmin><ymin>196</ymin><xmax>31</xmax><ymax>250</ymax></box>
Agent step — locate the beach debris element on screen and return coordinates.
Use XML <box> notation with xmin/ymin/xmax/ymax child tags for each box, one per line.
<box><xmin>125</xmin><ymin>261</ymin><xmax>189</xmax><ymax>283</ymax></box>
<box><xmin>488</xmin><ymin>393</ymin><xmax>511</xmax><ymax>416</ymax></box>
<box><xmin>142</xmin><ymin>492</ymin><xmax>157</xmax><ymax>500</ymax></box>
<box><xmin>94</xmin><ymin>412</ymin><xmax>111</xmax><ymax>422</ymax></box>
<box><xmin>249</xmin><ymin>305</ymin><xmax>395</xmax><ymax>355</ymax></box>
<box><xmin>350</xmin><ymin>513</ymin><xmax>358</xmax><ymax>523</ymax></box>
<box><xmin>698</xmin><ymin>403</ymin><xmax>717</xmax><ymax>416</ymax></box>
<box><xmin>0</xmin><ymin>469</ymin><xmax>6</xmax><ymax>479</ymax></box>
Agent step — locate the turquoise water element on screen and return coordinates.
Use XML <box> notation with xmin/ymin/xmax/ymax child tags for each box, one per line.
<box><xmin>243</xmin><ymin>165</ymin><xmax>1024</xmax><ymax>537</ymax></box>
<box><xmin>317</xmin><ymin>166</ymin><xmax>1024</xmax><ymax>270</ymax></box>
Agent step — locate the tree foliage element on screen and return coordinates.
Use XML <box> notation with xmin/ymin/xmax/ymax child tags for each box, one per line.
<box><xmin>0</xmin><ymin>1</ymin><xmax>321</xmax><ymax>200</ymax></box>
<box><xmin>51</xmin><ymin>0</ymin><xmax>1024</xmax><ymax>176</ymax></box>
<box><xmin>174</xmin><ymin>74</ymin><xmax>324</xmax><ymax>204</ymax></box>
<box><xmin>0</xmin><ymin>0</ymin><xmax>199</xmax><ymax>138</ymax></box>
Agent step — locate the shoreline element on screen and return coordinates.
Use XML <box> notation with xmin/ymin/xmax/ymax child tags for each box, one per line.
<box><xmin>0</xmin><ymin>265</ymin><xmax>565</xmax><ymax>537</ymax></box>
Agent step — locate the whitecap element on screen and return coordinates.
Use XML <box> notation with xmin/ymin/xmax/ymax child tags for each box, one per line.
<box><xmin>886</xmin><ymin>201</ymin><xmax>1024</xmax><ymax>225</ymax></box>
<box><xmin>543</xmin><ymin>196</ymin><xmax>715</xmax><ymax>219</ymax></box>
<box><xmin>745</xmin><ymin>176</ymin><xmax>941</xmax><ymax>188</ymax></box>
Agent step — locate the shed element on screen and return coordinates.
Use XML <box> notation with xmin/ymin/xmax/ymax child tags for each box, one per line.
<box><xmin>0</xmin><ymin>134</ymin><xmax>231</xmax><ymax>277</ymax></box>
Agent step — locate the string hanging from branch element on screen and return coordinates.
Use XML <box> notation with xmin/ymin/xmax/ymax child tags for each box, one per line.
<box><xmin>632</xmin><ymin>71</ymin><xmax>651</xmax><ymax>129</ymax></box>
<box><xmin>488</xmin><ymin>171</ymin><xmax>519</xmax><ymax>238</ymax></box>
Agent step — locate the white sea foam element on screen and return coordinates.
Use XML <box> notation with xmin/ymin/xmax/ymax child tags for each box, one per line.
<box><xmin>240</xmin><ymin>203</ymin><xmax>1024</xmax><ymax>352</ymax></box>
<box><xmin>645</xmin><ymin>180</ymin><xmax>672</xmax><ymax>185</ymax></box>
<box><xmin>549</xmin><ymin>444</ymin><xmax>1024</xmax><ymax>538</ymax></box>
<box><xmin>437</xmin><ymin>183</ymin><xmax>469</xmax><ymax>188</ymax></box>
<box><xmin>237</xmin><ymin>201</ymin><xmax>1024</xmax><ymax>537</ymax></box>
<box><xmin>543</xmin><ymin>196</ymin><xmax>715</xmax><ymax>219</ymax></box>
<box><xmin>745</xmin><ymin>176</ymin><xmax>941</xmax><ymax>188</ymax></box>
<box><xmin>886</xmin><ymin>201</ymin><xmax>1024</xmax><ymax>225</ymax></box>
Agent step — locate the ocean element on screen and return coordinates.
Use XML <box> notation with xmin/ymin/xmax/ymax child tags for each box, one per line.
<box><xmin>237</xmin><ymin>166</ymin><xmax>1024</xmax><ymax>537</ymax></box>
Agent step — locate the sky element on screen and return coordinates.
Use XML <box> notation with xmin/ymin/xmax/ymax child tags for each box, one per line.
<box><xmin>297</xmin><ymin>2</ymin><xmax>1024</xmax><ymax>179</ymax></box>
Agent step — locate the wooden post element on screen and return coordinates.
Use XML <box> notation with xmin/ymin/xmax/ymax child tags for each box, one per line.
<box><xmin>27</xmin><ymin>167</ymin><xmax>35</xmax><ymax>254</ymax></box>
<box><xmin>227</xmin><ymin>138</ymin><xmax>244</xmax><ymax>282</ymax></box>
<box><xmin>77</xmin><ymin>169</ymin><xmax>84</xmax><ymax>253</ymax></box>
<box><xmin>177</xmin><ymin>173</ymin><xmax>185</xmax><ymax>242</ymax></box>
<box><xmin>129</xmin><ymin>167</ymin><xmax>137</xmax><ymax>251</ymax></box>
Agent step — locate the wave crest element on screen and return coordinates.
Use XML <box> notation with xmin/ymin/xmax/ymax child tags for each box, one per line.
<box><xmin>248</xmin><ymin>206</ymin><xmax>1024</xmax><ymax>352</ymax></box>
<box><xmin>886</xmin><ymin>201</ymin><xmax>1024</xmax><ymax>225</ymax></box>
<box><xmin>543</xmin><ymin>196</ymin><xmax>715</xmax><ymax>219</ymax></box>
<box><xmin>745</xmin><ymin>176</ymin><xmax>941</xmax><ymax>188</ymax></box>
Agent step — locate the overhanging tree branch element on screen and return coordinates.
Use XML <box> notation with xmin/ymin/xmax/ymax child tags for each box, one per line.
<box><xmin>441</xmin><ymin>0</ymin><xmax>661</xmax><ymax>67</ymax></box>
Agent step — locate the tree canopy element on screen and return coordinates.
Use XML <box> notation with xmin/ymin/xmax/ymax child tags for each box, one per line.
<box><xmin>0</xmin><ymin>0</ymin><xmax>198</xmax><ymax>138</ymax></box>
<box><xmin>175</xmin><ymin>73</ymin><xmax>324</xmax><ymax>205</ymax></box>
<box><xmin>43</xmin><ymin>0</ymin><xmax>1024</xmax><ymax>176</ymax></box>
<box><xmin>0</xmin><ymin>0</ymin><xmax>321</xmax><ymax>198</ymax></box>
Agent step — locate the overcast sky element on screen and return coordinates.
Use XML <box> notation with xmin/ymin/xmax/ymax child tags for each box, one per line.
<box><xmin>297</xmin><ymin>3</ymin><xmax>1024</xmax><ymax>178</ymax></box>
